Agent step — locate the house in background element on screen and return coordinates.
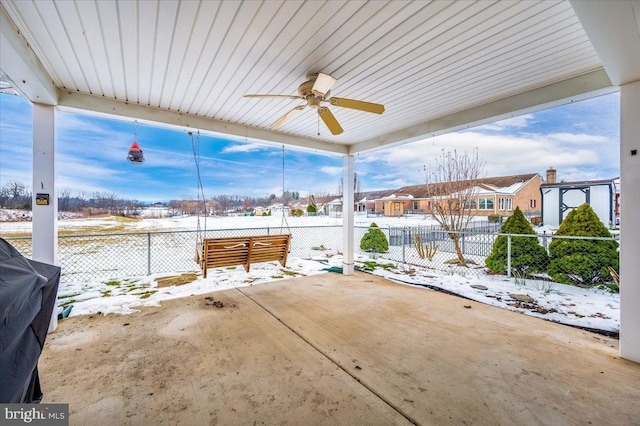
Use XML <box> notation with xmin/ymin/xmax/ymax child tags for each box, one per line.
<box><xmin>375</xmin><ymin>191</ymin><xmax>417</xmax><ymax>216</ymax></box>
<box><xmin>252</xmin><ymin>206</ymin><xmax>267</xmax><ymax>216</ymax></box>
<box><xmin>376</xmin><ymin>173</ymin><xmax>543</xmax><ymax>218</ymax></box>
<box><xmin>327</xmin><ymin>198</ymin><xmax>343</xmax><ymax>218</ymax></box>
<box><xmin>540</xmin><ymin>168</ymin><xmax>618</xmax><ymax>228</ymax></box>
<box><xmin>356</xmin><ymin>190</ymin><xmax>395</xmax><ymax>214</ymax></box>
<box><xmin>268</xmin><ymin>203</ymin><xmax>290</xmax><ymax>217</ymax></box>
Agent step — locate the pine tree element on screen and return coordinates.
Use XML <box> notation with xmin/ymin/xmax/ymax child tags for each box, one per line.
<box><xmin>360</xmin><ymin>222</ymin><xmax>389</xmax><ymax>253</ymax></box>
<box><xmin>547</xmin><ymin>203</ymin><xmax>619</xmax><ymax>287</ymax></box>
<box><xmin>485</xmin><ymin>207</ymin><xmax>548</xmax><ymax>275</ymax></box>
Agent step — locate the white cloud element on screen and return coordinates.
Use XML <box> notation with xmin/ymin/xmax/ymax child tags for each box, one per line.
<box><xmin>319</xmin><ymin>166</ymin><xmax>342</xmax><ymax>176</ymax></box>
<box><xmin>221</xmin><ymin>143</ymin><xmax>266</xmax><ymax>153</ymax></box>
<box><xmin>356</xmin><ymin>126</ymin><xmax>618</xmax><ymax>189</ymax></box>
<box><xmin>476</xmin><ymin>114</ymin><xmax>535</xmax><ymax>131</ymax></box>
<box><xmin>545</xmin><ymin>133</ymin><xmax>608</xmax><ymax>144</ymax></box>
<box><xmin>388</xmin><ymin>178</ymin><xmax>408</xmax><ymax>187</ymax></box>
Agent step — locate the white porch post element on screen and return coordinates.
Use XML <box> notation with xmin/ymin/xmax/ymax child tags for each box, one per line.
<box><xmin>620</xmin><ymin>80</ymin><xmax>640</xmax><ymax>363</ymax></box>
<box><xmin>342</xmin><ymin>155</ymin><xmax>355</xmax><ymax>275</ymax></box>
<box><xmin>32</xmin><ymin>103</ymin><xmax>58</xmax><ymax>331</ymax></box>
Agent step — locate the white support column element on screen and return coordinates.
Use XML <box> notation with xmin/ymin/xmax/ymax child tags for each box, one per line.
<box><xmin>32</xmin><ymin>103</ymin><xmax>58</xmax><ymax>331</ymax></box>
<box><xmin>342</xmin><ymin>155</ymin><xmax>355</xmax><ymax>275</ymax></box>
<box><xmin>619</xmin><ymin>80</ymin><xmax>640</xmax><ymax>363</ymax></box>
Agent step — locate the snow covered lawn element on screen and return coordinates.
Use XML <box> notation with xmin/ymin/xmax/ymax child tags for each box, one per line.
<box><xmin>58</xmin><ymin>252</ymin><xmax>620</xmax><ymax>336</ymax></box>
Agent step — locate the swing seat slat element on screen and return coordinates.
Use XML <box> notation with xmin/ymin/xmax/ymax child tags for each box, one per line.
<box><xmin>198</xmin><ymin>234</ymin><xmax>291</xmax><ymax>278</ymax></box>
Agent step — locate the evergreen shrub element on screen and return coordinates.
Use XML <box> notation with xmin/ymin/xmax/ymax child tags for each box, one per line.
<box><xmin>547</xmin><ymin>204</ymin><xmax>619</xmax><ymax>287</ymax></box>
<box><xmin>485</xmin><ymin>207</ymin><xmax>548</xmax><ymax>275</ymax></box>
<box><xmin>360</xmin><ymin>222</ymin><xmax>389</xmax><ymax>253</ymax></box>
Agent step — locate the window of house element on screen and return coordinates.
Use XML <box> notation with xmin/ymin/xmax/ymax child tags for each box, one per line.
<box><xmin>499</xmin><ymin>198</ymin><xmax>505</xmax><ymax>210</ymax></box>
<box><xmin>413</xmin><ymin>201</ymin><xmax>418</xmax><ymax>210</ymax></box>
<box><xmin>463</xmin><ymin>199</ymin><xmax>477</xmax><ymax>209</ymax></box>
<box><xmin>530</xmin><ymin>199</ymin><xmax>536</xmax><ymax>208</ymax></box>
<box><xmin>478</xmin><ymin>198</ymin><xmax>494</xmax><ymax>210</ymax></box>
<box><xmin>507</xmin><ymin>199</ymin><xmax>512</xmax><ymax>210</ymax></box>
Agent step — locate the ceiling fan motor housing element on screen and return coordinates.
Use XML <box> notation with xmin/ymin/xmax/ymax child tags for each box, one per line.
<box><xmin>298</xmin><ymin>78</ymin><xmax>328</xmax><ymax>107</ymax></box>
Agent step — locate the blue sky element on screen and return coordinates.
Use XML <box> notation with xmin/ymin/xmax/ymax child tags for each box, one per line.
<box><xmin>0</xmin><ymin>91</ymin><xmax>620</xmax><ymax>203</ymax></box>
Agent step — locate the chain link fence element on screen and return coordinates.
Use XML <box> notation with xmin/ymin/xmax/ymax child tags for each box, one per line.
<box><xmin>4</xmin><ymin>224</ymin><xmax>619</xmax><ymax>288</ymax></box>
<box><xmin>4</xmin><ymin>226</ymin><xmax>344</xmax><ymax>284</ymax></box>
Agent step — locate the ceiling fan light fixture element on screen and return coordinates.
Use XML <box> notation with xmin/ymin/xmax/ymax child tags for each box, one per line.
<box><xmin>311</xmin><ymin>73</ymin><xmax>337</xmax><ymax>97</ymax></box>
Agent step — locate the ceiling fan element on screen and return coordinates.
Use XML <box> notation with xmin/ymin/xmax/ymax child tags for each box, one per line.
<box><xmin>244</xmin><ymin>72</ymin><xmax>385</xmax><ymax>135</ymax></box>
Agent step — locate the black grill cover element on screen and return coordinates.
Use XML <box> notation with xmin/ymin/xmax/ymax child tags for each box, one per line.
<box><xmin>0</xmin><ymin>238</ymin><xmax>60</xmax><ymax>403</ymax></box>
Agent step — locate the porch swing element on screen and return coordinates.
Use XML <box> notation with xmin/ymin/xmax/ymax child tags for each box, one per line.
<box><xmin>193</xmin><ymin>133</ymin><xmax>291</xmax><ymax>278</ymax></box>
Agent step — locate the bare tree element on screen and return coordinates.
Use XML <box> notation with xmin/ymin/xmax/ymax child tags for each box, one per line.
<box><xmin>168</xmin><ymin>200</ymin><xmax>182</xmax><ymax>216</ymax></box>
<box><xmin>420</xmin><ymin>149</ymin><xmax>484</xmax><ymax>265</ymax></box>
<box><xmin>207</xmin><ymin>200</ymin><xmax>223</xmax><ymax>215</ymax></box>
<box><xmin>75</xmin><ymin>191</ymin><xmax>90</xmax><ymax>211</ymax></box>
<box><xmin>58</xmin><ymin>188</ymin><xmax>71</xmax><ymax>211</ymax></box>
<box><xmin>0</xmin><ymin>185</ymin><xmax>10</xmax><ymax>208</ymax></box>
<box><xmin>215</xmin><ymin>195</ymin><xmax>232</xmax><ymax>215</ymax></box>
<box><xmin>93</xmin><ymin>191</ymin><xmax>120</xmax><ymax>214</ymax></box>
<box><xmin>3</xmin><ymin>181</ymin><xmax>28</xmax><ymax>208</ymax></box>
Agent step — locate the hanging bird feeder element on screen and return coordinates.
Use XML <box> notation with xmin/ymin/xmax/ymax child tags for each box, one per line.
<box><xmin>127</xmin><ymin>141</ymin><xmax>144</xmax><ymax>163</ymax></box>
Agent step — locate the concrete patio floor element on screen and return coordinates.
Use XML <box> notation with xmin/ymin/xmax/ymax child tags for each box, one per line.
<box><xmin>40</xmin><ymin>272</ymin><xmax>639</xmax><ymax>425</ymax></box>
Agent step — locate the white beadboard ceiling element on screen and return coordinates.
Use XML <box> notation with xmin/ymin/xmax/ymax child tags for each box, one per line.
<box><xmin>0</xmin><ymin>0</ymin><xmax>626</xmax><ymax>155</ymax></box>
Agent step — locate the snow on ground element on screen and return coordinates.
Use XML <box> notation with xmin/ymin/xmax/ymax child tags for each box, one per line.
<box><xmin>366</xmin><ymin>259</ymin><xmax>620</xmax><ymax>333</ymax></box>
<box><xmin>59</xmin><ymin>250</ymin><xmax>620</xmax><ymax>335</ymax></box>
<box><xmin>2</xmin><ymin>212</ymin><xmax>619</xmax><ymax>334</ymax></box>
<box><xmin>61</xmin><ymin>257</ymin><xmax>330</xmax><ymax>317</ymax></box>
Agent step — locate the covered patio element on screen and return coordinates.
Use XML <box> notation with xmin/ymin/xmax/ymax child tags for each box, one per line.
<box><xmin>40</xmin><ymin>272</ymin><xmax>639</xmax><ymax>424</ymax></box>
<box><xmin>1</xmin><ymin>0</ymin><xmax>639</xmax><ymax>366</ymax></box>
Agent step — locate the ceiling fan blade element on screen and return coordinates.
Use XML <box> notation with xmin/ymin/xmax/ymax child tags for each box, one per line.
<box><xmin>318</xmin><ymin>107</ymin><xmax>343</xmax><ymax>135</ymax></box>
<box><xmin>270</xmin><ymin>105</ymin><xmax>306</xmax><ymax>129</ymax></box>
<box><xmin>244</xmin><ymin>94</ymin><xmax>302</xmax><ymax>99</ymax></box>
<box><xmin>311</xmin><ymin>73</ymin><xmax>337</xmax><ymax>97</ymax></box>
<box><xmin>329</xmin><ymin>97</ymin><xmax>385</xmax><ymax>114</ymax></box>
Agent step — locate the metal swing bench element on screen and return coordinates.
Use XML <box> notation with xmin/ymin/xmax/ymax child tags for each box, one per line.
<box><xmin>197</xmin><ymin>234</ymin><xmax>292</xmax><ymax>278</ymax></box>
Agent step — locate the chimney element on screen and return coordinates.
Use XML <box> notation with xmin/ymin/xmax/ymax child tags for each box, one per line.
<box><xmin>546</xmin><ymin>167</ymin><xmax>556</xmax><ymax>184</ymax></box>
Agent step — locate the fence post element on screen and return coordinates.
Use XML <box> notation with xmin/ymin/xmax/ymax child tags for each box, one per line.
<box><xmin>542</xmin><ymin>231</ymin><xmax>548</xmax><ymax>251</ymax></box>
<box><xmin>461</xmin><ymin>231</ymin><xmax>465</xmax><ymax>255</ymax></box>
<box><xmin>402</xmin><ymin>227</ymin><xmax>406</xmax><ymax>263</ymax></box>
<box><xmin>147</xmin><ymin>232</ymin><xmax>151</xmax><ymax>275</ymax></box>
<box><xmin>507</xmin><ymin>234</ymin><xmax>512</xmax><ymax>278</ymax></box>
<box><xmin>267</xmin><ymin>226</ymin><xmax>270</xmax><ymax>235</ymax></box>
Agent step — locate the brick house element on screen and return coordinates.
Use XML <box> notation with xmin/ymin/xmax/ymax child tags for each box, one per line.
<box><xmin>374</xmin><ymin>173</ymin><xmax>543</xmax><ymax>218</ymax></box>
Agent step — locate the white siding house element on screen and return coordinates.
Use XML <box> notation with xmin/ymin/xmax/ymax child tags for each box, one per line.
<box><xmin>540</xmin><ymin>178</ymin><xmax>617</xmax><ymax>228</ymax></box>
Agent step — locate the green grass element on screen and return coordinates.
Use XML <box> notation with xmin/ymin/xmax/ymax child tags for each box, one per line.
<box><xmin>139</xmin><ymin>290</ymin><xmax>158</xmax><ymax>299</ymax></box>
<box><xmin>58</xmin><ymin>293</ymin><xmax>79</xmax><ymax>299</ymax></box>
<box><xmin>59</xmin><ymin>299</ymin><xmax>75</xmax><ymax>307</ymax></box>
<box><xmin>358</xmin><ymin>260</ymin><xmax>396</xmax><ymax>272</ymax></box>
<box><xmin>104</xmin><ymin>280</ymin><xmax>121</xmax><ymax>287</ymax></box>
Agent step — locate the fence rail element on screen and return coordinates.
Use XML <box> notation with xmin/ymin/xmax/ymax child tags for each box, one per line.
<box><xmin>4</xmin><ymin>224</ymin><xmax>618</xmax><ymax>287</ymax></box>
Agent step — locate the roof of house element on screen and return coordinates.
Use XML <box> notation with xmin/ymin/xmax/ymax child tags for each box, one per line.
<box><xmin>395</xmin><ymin>173</ymin><xmax>540</xmax><ymax>198</ymax></box>
<box><xmin>357</xmin><ymin>189</ymin><xmax>396</xmax><ymax>201</ymax></box>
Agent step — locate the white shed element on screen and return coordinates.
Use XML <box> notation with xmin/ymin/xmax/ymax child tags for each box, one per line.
<box><xmin>540</xmin><ymin>178</ymin><xmax>617</xmax><ymax>228</ymax></box>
